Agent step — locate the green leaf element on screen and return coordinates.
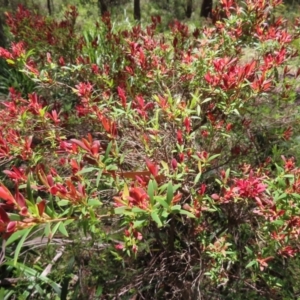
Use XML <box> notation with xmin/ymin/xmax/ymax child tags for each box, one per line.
<box><xmin>159</xmin><ymin>183</ymin><xmax>168</xmax><ymax>193</ymax></box>
<box><xmin>171</xmin><ymin>205</ymin><xmax>181</xmax><ymax>211</ymax></box>
<box><xmin>41</xmin><ymin>275</ymin><xmax>62</xmax><ymax>295</ymax></box>
<box><xmin>132</xmin><ymin>207</ymin><xmax>146</xmax><ymax>213</ymax></box>
<box><xmin>106</xmin><ymin>164</ymin><xmax>118</xmax><ymax>171</ymax></box>
<box><xmin>6</xmin><ymin>228</ymin><xmax>31</xmax><ymax>247</ymax></box>
<box><xmin>153</xmin><ymin>179</ymin><xmax>158</xmax><ymax>192</ymax></box>
<box><xmin>46</xmin><ymin>195</ymin><xmax>55</xmax><ymax>217</ymax></box>
<box><xmin>194</xmin><ymin>172</ymin><xmax>202</xmax><ymax>184</ymax></box>
<box><xmin>7</xmin><ymin>213</ymin><xmax>22</xmax><ymax>221</ymax></box>
<box><xmin>179</xmin><ymin>210</ymin><xmax>195</xmax><ymax>218</ymax></box>
<box><xmin>225</xmin><ymin>168</ymin><xmax>231</xmax><ymax>179</ymax></box>
<box><xmin>26</xmin><ymin>176</ymin><xmax>34</xmax><ymax>203</ymax></box>
<box><xmin>96</xmin><ymin>170</ymin><xmax>102</xmax><ymax>188</ymax></box>
<box><xmin>96</xmin><ymin>286</ymin><xmax>103</xmax><ymax>297</ymax></box>
<box><xmin>245</xmin><ymin>246</ymin><xmax>253</xmax><ymax>255</ymax></box>
<box><xmin>246</xmin><ymin>260</ymin><xmax>257</xmax><ymax>269</ymax></box>
<box><xmin>51</xmin><ymin>221</ymin><xmax>62</xmax><ymax>238</ymax></box>
<box><xmin>104</xmin><ymin>141</ymin><xmax>112</xmax><ymax>161</ymax></box>
<box><xmin>44</xmin><ymin>223</ymin><xmax>51</xmax><ymax>238</ymax></box>
<box><xmin>64</xmin><ymin>219</ymin><xmax>74</xmax><ymax>226</ymax></box>
<box><xmin>292</xmin><ymin>193</ymin><xmax>300</xmax><ymax>199</ymax></box>
<box><xmin>274</xmin><ymin>67</ymin><xmax>279</xmax><ymax>82</ymax></box>
<box><xmin>5</xmin><ymin>261</ymin><xmax>36</xmax><ymax>276</ymax></box>
<box><xmin>173</xmin><ymin>184</ymin><xmax>182</xmax><ymax>192</ymax></box>
<box><xmin>166</xmin><ymin>181</ymin><xmax>173</xmax><ymax>205</ymax></box>
<box><xmin>275</xmin><ymin>164</ymin><xmax>283</xmax><ymax>173</ymax></box>
<box><xmin>274</xmin><ymin>193</ymin><xmax>287</xmax><ymax>201</ymax></box>
<box><xmin>161</xmin><ymin>210</ymin><xmax>169</xmax><ymax>218</ymax></box>
<box><xmin>196</xmin><ymin>105</ymin><xmax>201</xmax><ymax>116</ymax></box>
<box><xmin>272</xmin><ymin>219</ymin><xmax>285</xmax><ymax>226</ymax></box>
<box><xmin>148</xmin><ymin>180</ymin><xmax>154</xmax><ymax>206</ymax></box>
<box><xmin>233</xmin><ymin>109</ymin><xmax>240</xmax><ymax>116</ymax></box>
<box><xmin>32</xmin><ymin>283</ymin><xmax>43</xmax><ymax>296</ymax></box>
<box><xmin>76</xmin><ymin>167</ymin><xmax>97</xmax><ymax>175</ymax></box>
<box><xmin>25</xmin><ymin>200</ymin><xmax>38</xmax><ymax>215</ymax></box>
<box><xmin>13</xmin><ymin>227</ymin><xmax>33</xmax><ymax>265</ymax></box>
<box><xmin>57</xmin><ymin>200</ymin><xmax>69</xmax><ymax>206</ymax></box>
<box><xmin>58</xmin><ymin>222</ymin><xmax>69</xmax><ymax>237</ymax></box>
<box><xmin>6</xmin><ymin>59</ymin><xmax>15</xmax><ymax>65</ymax></box>
<box><xmin>88</xmin><ymin>199</ymin><xmax>102</xmax><ymax>207</ymax></box>
<box><xmin>133</xmin><ymin>220</ymin><xmax>146</xmax><ymax>228</ymax></box>
<box><xmin>160</xmin><ymin>160</ymin><xmax>169</xmax><ymax>174</ymax></box>
<box><xmin>114</xmin><ymin>206</ymin><xmax>126</xmax><ymax>214</ymax></box>
<box><xmin>119</xmin><ymin>210</ymin><xmax>135</xmax><ymax>216</ymax></box>
<box><xmin>2</xmin><ymin>289</ymin><xmax>14</xmax><ymax>300</ymax></box>
<box><xmin>155</xmin><ymin>197</ymin><xmax>169</xmax><ymax>209</ymax></box>
<box><xmin>283</xmin><ymin>174</ymin><xmax>294</xmax><ymax>178</ymax></box>
<box><xmin>189</xmin><ymin>91</ymin><xmax>199</xmax><ymax>109</ymax></box>
<box><xmin>202</xmin><ymin>97</ymin><xmax>212</xmax><ymax>104</ymax></box>
<box><xmin>151</xmin><ymin>211</ymin><xmax>163</xmax><ymax>227</ymax></box>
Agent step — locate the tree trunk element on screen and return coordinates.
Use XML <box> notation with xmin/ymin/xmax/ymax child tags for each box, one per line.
<box><xmin>47</xmin><ymin>0</ymin><xmax>52</xmax><ymax>15</ymax></box>
<box><xmin>0</xmin><ymin>16</ymin><xmax>6</xmax><ymax>48</ymax></box>
<box><xmin>200</xmin><ymin>0</ymin><xmax>212</xmax><ymax>18</ymax></box>
<box><xmin>134</xmin><ymin>0</ymin><xmax>141</xmax><ymax>21</ymax></box>
<box><xmin>98</xmin><ymin>0</ymin><xmax>108</xmax><ymax>16</ymax></box>
<box><xmin>186</xmin><ymin>0</ymin><xmax>192</xmax><ymax>18</ymax></box>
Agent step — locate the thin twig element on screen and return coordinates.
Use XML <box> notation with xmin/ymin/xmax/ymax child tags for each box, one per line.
<box><xmin>41</xmin><ymin>246</ymin><xmax>65</xmax><ymax>277</ymax></box>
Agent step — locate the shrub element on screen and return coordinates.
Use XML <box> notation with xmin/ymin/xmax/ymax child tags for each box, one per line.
<box><xmin>1</xmin><ymin>1</ymin><xmax>300</xmax><ymax>299</ymax></box>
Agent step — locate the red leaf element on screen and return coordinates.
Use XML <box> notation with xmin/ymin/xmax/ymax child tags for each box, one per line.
<box><xmin>47</xmin><ymin>174</ymin><xmax>54</xmax><ymax>187</ymax></box>
<box><xmin>115</xmin><ymin>243</ymin><xmax>124</xmax><ymax>250</ymax></box>
<box><xmin>70</xmin><ymin>139</ymin><xmax>90</xmax><ymax>152</ymax></box>
<box><xmin>211</xmin><ymin>194</ymin><xmax>220</xmax><ymax>200</ymax></box>
<box><xmin>198</xmin><ymin>184</ymin><xmax>206</xmax><ymax>196</ymax></box>
<box><xmin>184</xmin><ymin>117</ymin><xmax>191</xmax><ymax>133</ymax></box>
<box><xmin>117</xmin><ymin>86</ymin><xmax>127</xmax><ymax>108</ymax></box>
<box><xmin>50</xmin><ymin>186</ymin><xmax>59</xmax><ymax>196</ymax></box>
<box><xmin>3</xmin><ymin>167</ymin><xmax>27</xmax><ymax>182</ymax></box>
<box><xmin>37</xmin><ymin>200</ymin><xmax>46</xmax><ymax>217</ymax></box>
<box><xmin>172</xmin><ymin>193</ymin><xmax>182</xmax><ymax>204</ymax></box>
<box><xmin>6</xmin><ymin>221</ymin><xmax>16</xmax><ymax>233</ymax></box>
<box><xmin>101</xmin><ymin>116</ymin><xmax>111</xmax><ymax>133</ymax></box>
<box><xmin>15</xmin><ymin>189</ymin><xmax>26</xmax><ymax>208</ymax></box>
<box><xmin>110</xmin><ymin>121</ymin><xmax>117</xmax><ymax>137</ymax></box>
<box><xmin>20</xmin><ymin>206</ymin><xmax>28</xmax><ymax>216</ymax></box>
<box><xmin>0</xmin><ymin>206</ymin><xmax>10</xmax><ymax>223</ymax></box>
<box><xmin>70</xmin><ymin>159</ymin><xmax>80</xmax><ymax>173</ymax></box>
<box><xmin>177</xmin><ymin>130</ymin><xmax>183</xmax><ymax>145</ymax></box>
<box><xmin>0</xmin><ymin>184</ymin><xmax>15</xmax><ymax>205</ymax></box>
<box><xmin>82</xmin><ymin>137</ymin><xmax>92</xmax><ymax>150</ymax></box>
<box><xmin>171</xmin><ymin>158</ymin><xmax>178</xmax><ymax>170</ymax></box>
<box><xmin>145</xmin><ymin>159</ymin><xmax>159</xmax><ymax>177</ymax></box>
